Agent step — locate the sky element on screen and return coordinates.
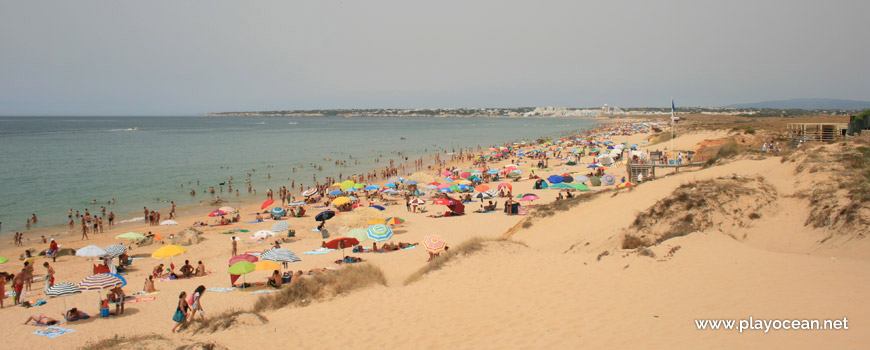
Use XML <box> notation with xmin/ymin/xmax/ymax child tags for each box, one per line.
<box><xmin>1</xmin><ymin>0</ymin><xmax>868</xmax><ymax>115</ymax></box>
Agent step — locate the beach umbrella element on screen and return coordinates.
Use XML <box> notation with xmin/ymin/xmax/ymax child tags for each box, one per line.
<box><xmin>587</xmin><ymin>164</ymin><xmax>601</xmax><ymax>169</ymax></box>
<box><xmin>385</xmin><ymin>183</ymin><xmax>398</xmax><ymax>188</ymax></box>
<box><xmin>0</xmin><ymin>257</ymin><xmax>7</xmax><ymax>264</ymax></box>
<box><xmin>255</xmin><ymin>260</ymin><xmax>282</xmax><ymax>271</ymax></box>
<box><xmin>370</xmin><ymin>205</ymin><xmax>386</xmax><ymax>211</ymax></box>
<box><xmin>366</xmin><ymin>224</ymin><xmax>393</xmax><ymax>242</ymax></box>
<box><xmin>487</xmin><ymin>169</ymin><xmax>499</xmax><ymax>174</ymax></box>
<box><xmin>219</xmin><ymin>206</ymin><xmax>236</xmax><ymax>213</ymax></box>
<box><xmin>562</xmin><ymin>175</ymin><xmax>574</xmax><ymax>183</ymax></box>
<box><xmin>617</xmin><ymin>182</ymin><xmax>634</xmax><ymax>189</ymax></box>
<box><xmin>228</xmin><ymin>261</ymin><xmax>256</xmax><ymax>275</ymax></box>
<box><xmin>329</xmin><ymin>190</ymin><xmax>344</xmax><ymax>196</ymax></box>
<box><xmin>485</xmin><ymin>189</ymin><xmax>499</xmax><ymax>197</ymax></box>
<box><xmin>460</xmin><ymin>171</ymin><xmax>471</xmax><ymax>178</ymax></box>
<box><xmin>260</xmin><ymin>200</ymin><xmax>275</xmax><ymax>209</ymax></box>
<box><xmin>353</xmin><ymin>183</ymin><xmax>366</xmax><ymax>189</ymax></box>
<box><xmin>602</xmin><ymin>174</ymin><xmax>616</xmax><ymax>186</ymax></box>
<box><xmin>590</xmin><ymin>176</ymin><xmax>602</xmax><ymax>186</ymax></box>
<box><xmin>438</xmin><ymin>188</ymin><xmax>453</xmax><ymax>193</ymax></box>
<box><xmin>405</xmin><ymin>180</ymin><xmax>418</xmax><ymax>185</ymax></box>
<box><xmin>270</xmin><ymin>207</ymin><xmax>286</xmax><ymax>216</ymax></box>
<box><xmin>160</xmin><ymin>220</ymin><xmax>179</xmax><ymax>226</ymax></box>
<box><xmin>367</xmin><ymin>218</ymin><xmax>387</xmax><ymax>226</ymax></box>
<box><xmin>324</xmin><ymin>237</ymin><xmax>360</xmax><ymax>250</ymax></box>
<box><xmin>422</xmin><ymin>235</ymin><xmax>447</xmax><ymax>254</ymax></box>
<box><xmin>333</xmin><ymin>197</ymin><xmax>351</xmax><ymax>206</ymax></box>
<box><xmin>550</xmin><ymin>183</ymin><xmax>572</xmax><ymax>189</ymax></box>
<box><xmin>570</xmin><ymin>183</ymin><xmax>590</xmax><ymax>191</ymax></box>
<box><xmin>497</xmin><ymin>183</ymin><xmax>512</xmax><ymax>191</ymax></box>
<box><xmin>385</xmin><ymin>217</ymin><xmax>405</xmax><ymax>225</ymax></box>
<box><xmin>457</xmin><ymin>185</ymin><xmax>470</xmax><ymax>192</ymax></box>
<box><xmin>315</xmin><ymin>210</ymin><xmax>336</xmax><ymax>221</ymax></box>
<box><xmin>288</xmin><ymin>201</ymin><xmax>306</xmax><ymax>206</ymax></box>
<box><xmin>424</xmin><ymin>184</ymin><xmax>438</xmax><ymax>190</ymax></box>
<box><xmin>576</xmin><ymin>175</ymin><xmax>589</xmax><ymax>183</ymax></box>
<box><xmin>364</xmin><ymin>185</ymin><xmax>380</xmax><ymax>191</ymax></box>
<box><xmin>46</xmin><ymin>282</ymin><xmax>81</xmax><ymax>297</ymax></box>
<box><xmin>520</xmin><ymin>194</ymin><xmax>540</xmax><ymax>201</ymax></box>
<box><xmin>104</xmin><ymin>244</ymin><xmax>127</xmax><ymax>258</ymax></box>
<box><xmin>79</xmin><ymin>273</ymin><xmax>124</xmax><ymax>291</ymax></box>
<box><xmin>346</xmin><ymin>228</ymin><xmax>368</xmax><ymax>242</ymax></box>
<box><xmin>208</xmin><ymin>209</ymin><xmax>226</xmax><ymax>217</ymax></box>
<box><xmin>474</xmin><ymin>185</ymin><xmax>490</xmax><ymax>192</ymax></box>
<box><xmin>302</xmin><ymin>188</ymin><xmax>318</xmax><ymax>197</ymax></box>
<box><xmin>271</xmin><ymin>221</ymin><xmax>290</xmax><ymax>232</ymax></box>
<box><xmin>440</xmin><ymin>171</ymin><xmax>451</xmax><ymax>176</ymax></box>
<box><xmin>408</xmin><ymin>198</ymin><xmax>425</xmax><ymax>205</ymax></box>
<box><xmin>340</xmin><ymin>180</ymin><xmax>355</xmax><ymax>191</ymax></box>
<box><xmin>382</xmin><ymin>189</ymin><xmax>399</xmax><ymax>195</ymax></box>
<box><xmin>229</xmin><ymin>254</ymin><xmax>259</xmax><ymax>266</ymax></box>
<box><xmin>115</xmin><ymin>232</ymin><xmax>145</xmax><ymax>240</ymax></box>
<box><xmin>76</xmin><ymin>245</ymin><xmax>108</xmax><ymax>258</ymax></box>
<box><xmin>433</xmin><ymin>198</ymin><xmax>451</xmax><ymax>205</ymax></box>
<box><xmin>151</xmin><ymin>245</ymin><xmax>187</xmax><ymax>259</ymax></box>
<box><xmin>548</xmin><ymin>175</ymin><xmax>564</xmax><ymax>184</ymax></box>
<box><xmin>473</xmin><ymin>192</ymin><xmax>494</xmax><ymax>200</ymax></box>
<box><xmin>261</xmin><ymin>248</ymin><xmax>301</xmax><ymax>263</ymax></box>
<box><xmin>345</xmin><ymin>188</ymin><xmax>357</xmax><ymax>193</ymax></box>
<box><xmin>251</xmin><ymin>230</ymin><xmax>276</xmax><ymax>240</ymax></box>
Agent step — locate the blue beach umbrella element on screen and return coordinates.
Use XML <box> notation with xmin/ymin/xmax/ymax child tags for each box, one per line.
<box><xmin>385</xmin><ymin>183</ymin><xmax>397</xmax><ymax>188</ymax></box>
<box><xmin>270</xmin><ymin>207</ymin><xmax>286</xmax><ymax>216</ymax></box>
<box><xmin>364</xmin><ymin>185</ymin><xmax>380</xmax><ymax>190</ymax></box>
<box><xmin>548</xmin><ymin>175</ymin><xmax>564</xmax><ymax>183</ymax></box>
<box><xmin>366</xmin><ymin>224</ymin><xmax>393</xmax><ymax>242</ymax></box>
<box><xmin>329</xmin><ymin>190</ymin><xmax>344</xmax><ymax>196</ymax></box>
<box><xmin>405</xmin><ymin>180</ymin><xmax>418</xmax><ymax>185</ymax></box>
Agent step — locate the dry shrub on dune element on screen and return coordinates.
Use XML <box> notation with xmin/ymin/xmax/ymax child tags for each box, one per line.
<box><xmin>252</xmin><ymin>263</ymin><xmax>387</xmax><ymax>312</ymax></box>
<box><xmin>79</xmin><ymin>334</ymin><xmax>167</xmax><ymax>350</ymax></box>
<box><xmin>183</xmin><ymin>309</ymin><xmax>268</xmax><ymax>334</ymax></box>
<box><xmin>624</xmin><ymin>175</ymin><xmax>777</xmax><ymax>248</ymax></box>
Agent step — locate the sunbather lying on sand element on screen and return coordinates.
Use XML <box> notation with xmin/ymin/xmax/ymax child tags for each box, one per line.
<box><xmin>24</xmin><ymin>315</ymin><xmax>59</xmax><ymax>326</ymax></box>
<box><xmin>65</xmin><ymin>308</ymin><xmax>90</xmax><ymax>322</ymax></box>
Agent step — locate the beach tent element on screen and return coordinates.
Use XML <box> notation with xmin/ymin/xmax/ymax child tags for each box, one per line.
<box><xmin>590</xmin><ymin>176</ymin><xmax>602</xmax><ymax>186</ymax></box>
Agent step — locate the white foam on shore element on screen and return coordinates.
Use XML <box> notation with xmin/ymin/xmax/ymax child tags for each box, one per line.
<box><xmin>118</xmin><ymin>217</ymin><xmax>145</xmax><ymax>224</ymax></box>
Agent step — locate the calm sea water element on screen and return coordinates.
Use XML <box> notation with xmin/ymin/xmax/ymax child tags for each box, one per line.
<box><xmin>0</xmin><ymin>116</ymin><xmax>600</xmax><ymax>233</ymax></box>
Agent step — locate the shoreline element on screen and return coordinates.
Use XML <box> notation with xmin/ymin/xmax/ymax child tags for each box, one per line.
<box><xmin>3</xmin><ymin>119</ymin><xmax>606</xmax><ymax>247</ymax></box>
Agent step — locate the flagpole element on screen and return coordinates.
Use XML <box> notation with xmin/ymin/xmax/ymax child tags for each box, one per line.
<box><xmin>670</xmin><ymin>98</ymin><xmax>676</xmax><ymax>163</ymax></box>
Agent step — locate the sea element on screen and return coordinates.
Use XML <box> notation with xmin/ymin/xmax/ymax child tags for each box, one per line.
<box><xmin>0</xmin><ymin>116</ymin><xmax>601</xmax><ymax>234</ymax></box>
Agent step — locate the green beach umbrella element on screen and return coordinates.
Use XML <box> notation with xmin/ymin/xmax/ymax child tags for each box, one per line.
<box><xmin>570</xmin><ymin>183</ymin><xmax>590</xmax><ymax>191</ymax></box>
<box><xmin>115</xmin><ymin>232</ymin><xmax>145</xmax><ymax>240</ymax></box>
<box><xmin>345</xmin><ymin>228</ymin><xmax>368</xmax><ymax>242</ymax></box>
<box><xmin>340</xmin><ymin>180</ymin><xmax>355</xmax><ymax>191</ymax></box>
<box><xmin>228</xmin><ymin>261</ymin><xmax>255</xmax><ymax>275</ymax></box>
<box><xmin>353</xmin><ymin>183</ymin><xmax>366</xmax><ymax>189</ymax></box>
<box><xmin>0</xmin><ymin>256</ymin><xmax>8</xmax><ymax>264</ymax></box>
<box><xmin>550</xmin><ymin>183</ymin><xmax>572</xmax><ymax>189</ymax></box>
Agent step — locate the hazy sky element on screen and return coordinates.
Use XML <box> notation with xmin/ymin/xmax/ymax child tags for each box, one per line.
<box><xmin>1</xmin><ymin>0</ymin><xmax>868</xmax><ymax>115</ymax></box>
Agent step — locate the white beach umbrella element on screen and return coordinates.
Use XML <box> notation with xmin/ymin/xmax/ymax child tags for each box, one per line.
<box><xmin>75</xmin><ymin>245</ymin><xmax>108</xmax><ymax>258</ymax></box>
<box><xmin>271</xmin><ymin>221</ymin><xmax>290</xmax><ymax>232</ymax></box>
<box><xmin>160</xmin><ymin>220</ymin><xmax>179</xmax><ymax>226</ymax></box>
<box><xmin>250</xmin><ymin>230</ymin><xmax>277</xmax><ymax>240</ymax></box>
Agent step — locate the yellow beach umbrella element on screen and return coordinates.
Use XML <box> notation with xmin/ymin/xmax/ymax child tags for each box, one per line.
<box><xmin>458</xmin><ymin>180</ymin><xmax>472</xmax><ymax>185</ymax></box>
<box><xmin>255</xmin><ymin>260</ymin><xmax>282</xmax><ymax>271</ymax></box>
<box><xmin>331</xmin><ymin>183</ymin><xmax>342</xmax><ymax>187</ymax></box>
<box><xmin>340</xmin><ymin>180</ymin><xmax>355</xmax><ymax>191</ymax></box>
<box><xmin>333</xmin><ymin>197</ymin><xmax>351</xmax><ymax>206</ymax></box>
<box><xmin>367</xmin><ymin>218</ymin><xmax>386</xmax><ymax>226</ymax></box>
<box><xmin>151</xmin><ymin>245</ymin><xmax>187</xmax><ymax>259</ymax></box>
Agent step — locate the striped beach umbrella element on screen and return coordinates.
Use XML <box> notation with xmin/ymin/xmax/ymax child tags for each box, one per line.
<box><xmin>366</xmin><ymin>224</ymin><xmax>393</xmax><ymax>242</ymax></box>
<box><xmin>288</xmin><ymin>201</ymin><xmax>306</xmax><ymax>206</ymax></box>
<box><xmin>601</xmin><ymin>174</ymin><xmax>616</xmax><ymax>186</ymax></box>
<box><xmin>408</xmin><ymin>198</ymin><xmax>426</xmax><ymax>205</ymax></box>
<box><xmin>45</xmin><ymin>282</ymin><xmax>81</xmax><ymax>297</ymax></box>
<box><xmin>385</xmin><ymin>217</ymin><xmax>405</xmax><ymax>225</ymax></box>
<box><xmin>104</xmin><ymin>244</ymin><xmax>127</xmax><ymax>258</ymax></box>
<box><xmin>261</xmin><ymin>248</ymin><xmax>301</xmax><ymax>263</ymax></box>
<box><xmin>270</xmin><ymin>207</ymin><xmax>286</xmax><ymax>216</ymax></box>
<box><xmin>473</xmin><ymin>192</ymin><xmax>494</xmax><ymax>200</ymax></box>
<box><xmin>422</xmin><ymin>235</ymin><xmax>447</xmax><ymax>254</ymax></box>
<box><xmin>302</xmin><ymin>188</ymin><xmax>318</xmax><ymax>197</ymax></box>
<box><xmin>79</xmin><ymin>273</ymin><xmax>124</xmax><ymax>290</ymax></box>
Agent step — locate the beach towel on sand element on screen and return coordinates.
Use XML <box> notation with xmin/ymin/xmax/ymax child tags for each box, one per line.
<box><xmin>34</xmin><ymin>326</ymin><xmax>75</xmax><ymax>339</ymax></box>
<box><xmin>303</xmin><ymin>248</ymin><xmax>334</xmax><ymax>255</ymax></box>
<box><xmin>125</xmin><ymin>297</ymin><xmax>157</xmax><ymax>304</ymax></box>
<box><xmin>206</xmin><ymin>287</ymin><xmax>234</xmax><ymax>293</ymax></box>
<box><xmin>250</xmin><ymin>289</ymin><xmax>279</xmax><ymax>295</ymax></box>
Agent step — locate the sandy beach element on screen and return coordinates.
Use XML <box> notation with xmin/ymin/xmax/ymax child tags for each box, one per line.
<box><xmin>2</xmin><ymin>115</ymin><xmax>869</xmax><ymax>349</ymax></box>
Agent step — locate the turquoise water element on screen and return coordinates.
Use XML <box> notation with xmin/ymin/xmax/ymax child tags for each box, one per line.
<box><xmin>0</xmin><ymin>116</ymin><xmax>600</xmax><ymax>233</ymax></box>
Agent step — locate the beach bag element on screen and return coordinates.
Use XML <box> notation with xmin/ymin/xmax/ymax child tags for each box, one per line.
<box><xmin>173</xmin><ymin>309</ymin><xmax>185</xmax><ymax>323</ymax></box>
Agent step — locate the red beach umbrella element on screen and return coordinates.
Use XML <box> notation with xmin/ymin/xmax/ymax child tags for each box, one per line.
<box><xmin>229</xmin><ymin>254</ymin><xmax>258</xmax><ymax>266</ymax></box>
<box><xmin>208</xmin><ymin>209</ymin><xmax>226</xmax><ymax>217</ymax></box>
<box><xmin>260</xmin><ymin>199</ymin><xmax>275</xmax><ymax>209</ymax></box>
<box><xmin>324</xmin><ymin>237</ymin><xmax>359</xmax><ymax>250</ymax></box>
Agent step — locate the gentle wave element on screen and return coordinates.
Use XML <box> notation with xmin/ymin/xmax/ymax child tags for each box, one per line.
<box><xmin>118</xmin><ymin>217</ymin><xmax>145</xmax><ymax>224</ymax></box>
